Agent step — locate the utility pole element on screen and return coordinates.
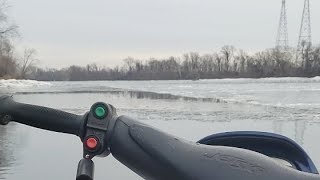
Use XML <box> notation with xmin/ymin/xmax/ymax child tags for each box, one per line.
<box><xmin>296</xmin><ymin>0</ymin><xmax>312</xmax><ymax>62</ymax></box>
<box><xmin>276</xmin><ymin>0</ymin><xmax>289</xmax><ymax>51</ymax></box>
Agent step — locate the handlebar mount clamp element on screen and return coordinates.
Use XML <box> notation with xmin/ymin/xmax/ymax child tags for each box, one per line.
<box><xmin>82</xmin><ymin>102</ymin><xmax>116</xmax><ymax>159</ymax></box>
<box><xmin>76</xmin><ymin>102</ymin><xmax>117</xmax><ymax>180</ymax></box>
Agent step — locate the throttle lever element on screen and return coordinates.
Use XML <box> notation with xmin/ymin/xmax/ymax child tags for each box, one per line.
<box><xmin>76</xmin><ymin>159</ymin><xmax>94</xmax><ymax>180</ymax></box>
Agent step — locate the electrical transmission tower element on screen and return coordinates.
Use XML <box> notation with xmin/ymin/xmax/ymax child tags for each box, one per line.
<box><xmin>276</xmin><ymin>0</ymin><xmax>288</xmax><ymax>50</ymax></box>
<box><xmin>296</xmin><ymin>0</ymin><xmax>312</xmax><ymax>62</ymax></box>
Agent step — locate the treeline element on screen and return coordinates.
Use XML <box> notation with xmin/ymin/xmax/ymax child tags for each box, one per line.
<box><xmin>0</xmin><ymin>0</ymin><xmax>18</xmax><ymax>79</ymax></box>
<box><xmin>0</xmin><ymin>0</ymin><xmax>36</xmax><ymax>80</ymax></box>
<box><xmin>29</xmin><ymin>44</ymin><xmax>320</xmax><ymax>81</ymax></box>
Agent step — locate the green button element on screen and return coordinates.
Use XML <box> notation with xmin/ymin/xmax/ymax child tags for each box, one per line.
<box><xmin>95</xmin><ymin>106</ymin><xmax>106</xmax><ymax>118</ymax></box>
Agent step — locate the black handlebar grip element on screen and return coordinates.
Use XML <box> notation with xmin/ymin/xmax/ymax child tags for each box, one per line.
<box><xmin>107</xmin><ymin>116</ymin><xmax>187</xmax><ymax>180</ymax></box>
<box><xmin>108</xmin><ymin>116</ymin><xmax>320</xmax><ymax>180</ymax></box>
<box><xmin>0</xmin><ymin>96</ymin><xmax>83</xmax><ymax>136</ymax></box>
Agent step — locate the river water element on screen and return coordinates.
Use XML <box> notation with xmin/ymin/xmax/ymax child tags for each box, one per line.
<box><xmin>0</xmin><ymin>78</ymin><xmax>320</xmax><ymax>179</ymax></box>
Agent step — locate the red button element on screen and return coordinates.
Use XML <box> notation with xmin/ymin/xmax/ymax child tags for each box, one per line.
<box><xmin>86</xmin><ymin>137</ymin><xmax>98</xmax><ymax>149</ymax></box>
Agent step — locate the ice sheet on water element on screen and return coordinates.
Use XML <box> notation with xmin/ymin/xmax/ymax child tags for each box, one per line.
<box><xmin>101</xmin><ymin>78</ymin><xmax>320</xmax><ymax>108</ymax></box>
<box><xmin>0</xmin><ymin>79</ymin><xmax>51</xmax><ymax>88</ymax></box>
<box><xmin>0</xmin><ymin>77</ymin><xmax>319</xmax><ymax>109</ymax></box>
<box><xmin>0</xmin><ymin>79</ymin><xmax>52</xmax><ymax>93</ymax></box>
<box><xmin>311</xmin><ymin>76</ymin><xmax>320</xmax><ymax>80</ymax></box>
<box><xmin>201</xmin><ymin>77</ymin><xmax>320</xmax><ymax>83</ymax></box>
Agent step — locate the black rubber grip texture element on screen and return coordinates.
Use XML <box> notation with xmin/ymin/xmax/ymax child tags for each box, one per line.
<box><xmin>0</xmin><ymin>96</ymin><xmax>82</xmax><ymax>136</ymax></box>
<box><xmin>109</xmin><ymin>116</ymin><xmax>320</xmax><ymax>180</ymax></box>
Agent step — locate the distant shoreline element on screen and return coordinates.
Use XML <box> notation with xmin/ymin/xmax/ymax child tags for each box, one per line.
<box><xmin>2</xmin><ymin>75</ymin><xmax>319</xmax><ymax>82</ymax></box>
<box><xmin>3</xmin><ymin>46</ymin><xmax>320</xmax><ymax>81</ymax></box>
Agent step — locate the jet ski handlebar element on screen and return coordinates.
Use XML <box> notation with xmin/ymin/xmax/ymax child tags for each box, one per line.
<box><xmin>0</xmin><ymin>96</ymin><xmax>84</xmax><ymax>136</ymax></box>
<box><xmin>0</xmin><ymin>96</ymin><xmax>319</xmax><ymax>180</ymax></box>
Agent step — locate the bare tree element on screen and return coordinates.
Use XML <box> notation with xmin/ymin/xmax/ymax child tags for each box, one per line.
<box><xmin>214</xmin><ymin>53</ymin><xmax>222</xmax><ymax>73</ymax></box>
<box><xmin>20</xmin><ymin>48</ymin><xmax>37</xmax><ymax>78</ymax></box>
<box><xmin>221</xmin><ymin>45</ymin><xmax>235</xmax><ymax>72</ymax></box>
<box><xmin>237</xmin><ymin>50</ymin><xmax>248</xmax><ymax>74</ymax></box>
<box><xmin>0</xmin><ymin>0</ymin><xmax>19</xmax><ymax>79</ymax></box>
<box><xmin>190</xmin><ymin>52</ymin><xmax>200</xmax><ymax>72</ymax></box>
<box><xmin>0</xmin><ymin>1</ymin><xmax>18</xmax><ymax>37</ymax></box>
<box><xmin>123</xmin><ymin>57</ymin><xmax>135</xmax><ymax>72</ymax></box>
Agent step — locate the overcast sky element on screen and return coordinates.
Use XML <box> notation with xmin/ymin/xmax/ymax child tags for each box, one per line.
<box><xmin>9</xmin><ymin>0</ymin><xmax>320</xmax><ymax>68</ymax></box>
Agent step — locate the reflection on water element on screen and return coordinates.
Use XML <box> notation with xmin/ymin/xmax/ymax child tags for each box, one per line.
<box><xmin>295</xmin><ymin>120</ymin><xmax>307</xmax><ymax>145</ymax></box>
<box><xmin>271</xmin><ymin>120</ymin><xmax>307</xmax><ymax>145</ymax></box>
<box><xmin>0</xmin><ymin>125</ymin><xmax>20</xmax><ymax>179</ymax></box>
<box><xmin>16</xmin><ymin>90</ymin><xmax>226</xmax><ymax>103</ymax></box>
<box><xmin>0</xmin><ymin>89</ymin><xmax>319</xmax><ymax>180</ymax></box>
